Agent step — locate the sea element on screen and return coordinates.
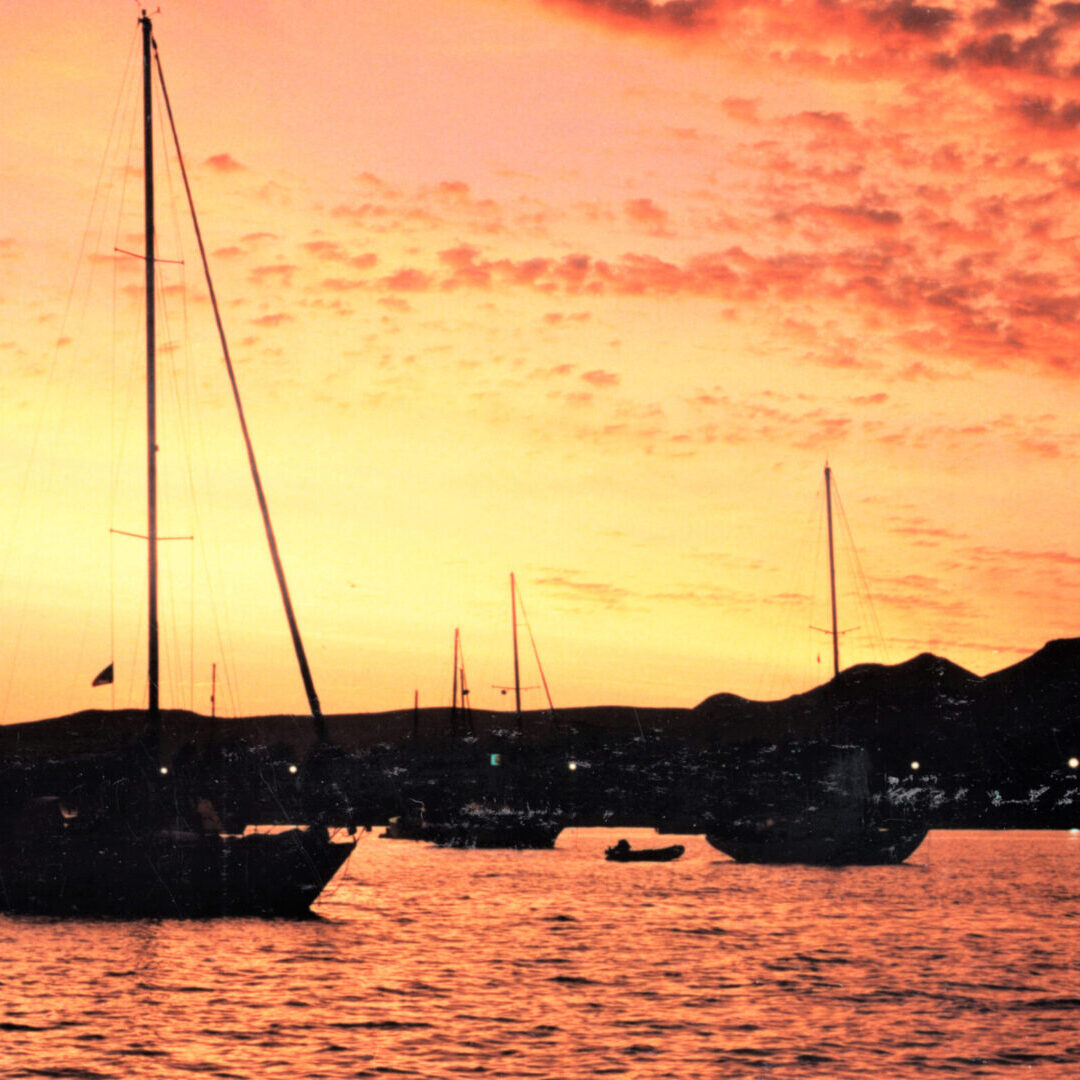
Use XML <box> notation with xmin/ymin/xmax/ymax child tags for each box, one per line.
<box><xmin>2</xmin><ymin>829</ymin><xmax>1078</xmax><ymax>1079</ymax></box>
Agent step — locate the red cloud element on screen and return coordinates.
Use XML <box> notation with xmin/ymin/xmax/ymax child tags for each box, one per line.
<box><xmin>380</xmin><ymin>268</ymin><xmax>434</xmax><ymax>291</ymax></box>
<box><xmin>805</xmin><ymin>204</ymin><xmax>903</xmax><ymax>232</ymax></box>
<box><xmin>303</xmin><ymin>241</ymin><xmax>346</xmax><ymax>260</ymax></box>
<box><xmin>204</xmin><ymin>153</ymin><xmax>245</xmax><ymax>173</ymax></box>
<box><xmin>439</xmin><ymin>244</ymin><xmax>493</xmax><ymax>287</ymax></box>
<box><xmin>625</xmin><ymin>197</ymin><xmax>672</xmax><ymax>234</ymax></box>
<box><xmin>581</xmin><ymin>369</ymin><xmax>620</xmax><ymax>387</ymax></box>
<box><xmin>251</xmin><ymin>313</ymin><xmax>293</xmax><ymax>328</ymax></box>
<box><xmin>320</xmin><ymin>278</ymin><xmax>367</xmax><ymax>291</ymax></box>
<box><xmin>872</xmin><ymin>0</ymin><xmax>956</xmax><ymax>38</ymax></box>
<box><xmin>249</xmin><ymin>264</ymin><xmax>298</xmax><ymax>286</ymax></box>
<box><xmin>547</xmin><ymin>0</ymin><xmax>720</xmax><ymax>32</ymax></box>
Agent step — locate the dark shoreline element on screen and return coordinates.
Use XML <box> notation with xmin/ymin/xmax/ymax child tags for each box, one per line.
<box><xmin>2</xmin><ymin>638</ymin><xmax>1078</xmax><ymax>832</ymax></box>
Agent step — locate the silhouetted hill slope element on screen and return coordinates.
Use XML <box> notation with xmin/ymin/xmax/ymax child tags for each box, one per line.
<box><xmin>693</xmin><ymin>651</ymin><xmax>982</xmax><ymax>749</ymax></box>
<box><xmin>3</xmin><ymin>640</ymin><xmax>1079</xmax><ymax>778</ymax></box>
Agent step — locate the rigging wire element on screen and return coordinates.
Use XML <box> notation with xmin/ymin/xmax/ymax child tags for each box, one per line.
<box><xmin>0</xmin><ymin>23</ymin><xmax>143</xmax><ymax>720</ymax></box>
<box><xmin>153</xmin><ymin>34</ymin><xmax>326</xmax><ymax>734</ymax></box>
<box><xmin>830</xmin><ymin>477</ymin><xmax>890</xmax><ymax>669</ymax></box>
<box><xmin>516</xmin><ymin>581</ymin><xmax>555</xmax><ymax>714</ymax></box>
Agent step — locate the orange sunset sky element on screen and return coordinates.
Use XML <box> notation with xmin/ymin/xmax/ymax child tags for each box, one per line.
<box><xmin>3</xmin><ymin>0</ymin><xmax>1080</xmax><ymax>724</ymax></box>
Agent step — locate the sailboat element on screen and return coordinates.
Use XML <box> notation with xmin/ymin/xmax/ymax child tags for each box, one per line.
<box><xmin>704</xmin><ymin>466</ymin><xmax>929</xmax><ymax>865</ymax></box>
<box><xmin>385</xmin><ymin>575</ymin><xmax>562</xmax><ymax>849</ymax></box>
<box><xmin>0</xmin><ymin>13</ymin><xmax>354</xmax><ymax>916</ymax></box>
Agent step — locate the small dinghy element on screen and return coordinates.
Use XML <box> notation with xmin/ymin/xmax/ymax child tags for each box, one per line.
<box><xmin>605</xmin><ymin>839</ymin><xmax>685</xmax><ymax>862</ymax></box>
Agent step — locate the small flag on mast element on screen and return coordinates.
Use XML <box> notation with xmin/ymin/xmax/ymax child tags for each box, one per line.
<box><xmin>92</xmin><ymin>664</ymin><xmax>114</xmax><ymax>687</ymax></box>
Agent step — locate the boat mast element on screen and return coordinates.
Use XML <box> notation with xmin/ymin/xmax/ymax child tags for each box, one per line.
<box><xmin>511</xmin><ymin>572</ymin><xmax>522</xmax><ymax>727</ymax></box>
<box><xmin>451</xmin><ymin>627</ymin><xmax>460</xmax><ymax>730</ymax></box>
<box><xmin>141</xmin><ymin>12</ymin><xmax>160</xmax><ymax>743</ymax></box>
<box><xmin>825</xmin><ymin>463</ymin><xmax>840</xmax><ymax>679</ymax></box>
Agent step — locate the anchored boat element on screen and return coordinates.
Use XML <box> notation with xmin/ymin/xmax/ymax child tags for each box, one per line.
<box><xmin>705</xmin><ymin>466</ymin><xmax>929</xmax><ymax>866</ymax></box>
<box><xmin>0</xmin><ymin>13</ymin><xmax>354</xmax><ymax>916</ymax></box>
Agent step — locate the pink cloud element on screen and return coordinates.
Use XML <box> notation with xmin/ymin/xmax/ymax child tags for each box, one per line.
<box><xmin>625</xmin><ymin>197</ymin><xmax>672</xmax><ymax>234</ymax></box>
<box><xmin>249</xmin><ymin>264</ymin><xmax>298</xmax><ymax>287</ymax></box>
<box><xmin>251</xmin><ymin>313</ymin><xmax>293</xmax><ymax>328</ymax></box>
<box><xmin>204</xmin><ymin>153</ymin><xmax>245</xmax><ymax>173</ymax></box>
<box><xmin>547</xmin><ymin>0</ymin><xmax>720</xmax><ymax>33</ymax></box>
<box><xmin>380</xmin><ymin>268</ymin><xmax>434</xmax><ymax>291</ymax></box>
<box><xmin>581</xmin><ymin>369</ymin><xmax>620</xmax><ymax>387</ymax></box>
<box><xmin>303</xmin><ymin>241</ymin><xmax>347</xmax><ymax>260</ymax></box>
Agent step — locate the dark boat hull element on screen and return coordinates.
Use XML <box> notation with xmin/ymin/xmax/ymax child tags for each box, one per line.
<box><xmin>606</xmin><ymin>844</ymin><xmax>685</xmax><ymax>862</ymax></box>
<box><xmin>0</xmin><ymin>826</ymin><xmax>355</xmax><ymax>917</ymax></box>
<box><xmin>705</xmin><ymin>820</ymin><xmax>927</xmax><ymax>866</ymax></box>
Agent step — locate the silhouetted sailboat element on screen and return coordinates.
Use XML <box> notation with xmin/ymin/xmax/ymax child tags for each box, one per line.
<box><xmin>385</xmin><ymin>575</ymin><xmax>562</xmax><ymax>849</ymax></box>
<box><xmin>705</xmin><ymin>466</ymin><xmax>929</xmax><ymax>866</ymax></box>
<box><xmin>0</xmin><ymin>13</ymin><xmax>354</xmax><ymax>916</ymax></box>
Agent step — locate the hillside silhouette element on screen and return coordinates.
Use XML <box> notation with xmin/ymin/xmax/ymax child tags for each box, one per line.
<box><xmin>2</xmin><ymin>639</ymin><xmax>1077</xmax><ymax>829</ymax></box>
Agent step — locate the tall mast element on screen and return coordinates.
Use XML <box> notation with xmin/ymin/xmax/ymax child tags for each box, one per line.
<box><xmin>142</xmin><ymin>12</ymin><xmax>160</xmax><ymax>743</ymax></box>
<box><xmin>511</xmin><ymin>572</ymin><xmax>522</xmax><ymax>726</ymax></box>
<box><xmin>824</xmin><ymin>463</ymin><xmax>840</xmax><ymax>679</ymax></box>
<box><xmin>450</xmin><ymin>627</ymin><xmax>460</xmax><ymax>728</ymax></box>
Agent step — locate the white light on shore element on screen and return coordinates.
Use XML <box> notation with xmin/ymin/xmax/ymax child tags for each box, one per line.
<box><xmin>1068</xmin><ymin>758</ymin><xmax>1079</xmax><ymax>770</ymax></box>
<box><xmin>910</xmin><ymin>761</ymin><xmax>920</xmax><ymax>771</ymax></box>
<box><xmin>288</xmin><ymin>764</ymin><xmax>298</xmax><ymax>775</ymax></box>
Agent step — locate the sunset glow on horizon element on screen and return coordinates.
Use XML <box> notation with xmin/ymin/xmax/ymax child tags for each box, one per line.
<box><xmin>3</xmin><ymin>0</ymin><xmax>1080</xmax><ymax>724</ymax></box>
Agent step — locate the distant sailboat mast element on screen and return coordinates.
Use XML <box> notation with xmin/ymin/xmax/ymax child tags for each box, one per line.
<box><xmin>825</xmin><ymin>463</ymin><xmax>840</xmax><ymax>680</ymax></box>
<box><xmin>511</xmin><ymin>572</ymin><xmax>522</xmax><ymax>722</ymax></box>
<box><xmin>451</xmin><ymin>627</ymin><xmax>460</xmax><ymax>722</ymax></box>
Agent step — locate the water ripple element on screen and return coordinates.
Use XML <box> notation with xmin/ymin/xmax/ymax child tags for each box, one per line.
<box><xmin>3</xmin><ymin>830</ymin><xmax>1079</xmax><ymax>1079</ymax></box>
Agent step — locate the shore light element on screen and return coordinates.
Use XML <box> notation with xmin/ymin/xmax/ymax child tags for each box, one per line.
<box><xmin>1069</xmin><ymin>758</ymin><xmax>1079</xmax><ymax>770</ymax></box>
<box><xmin>568</xmin><ymin>761</ymin><xmax>578</xmax><ymax>771</ymax></box>
<box><xmin>288</xmin><ymin>764</ymin><xmax>298</xmax><ymax>775</ymax></box>
<box><xmin>910</xmin><ymin>761</ymin><xmax>920</xmax><ymax>771</ymax></box>
<box><xmin>159</xmin><ymin>766</ymin><xmax>169</xmax><ymax>775</ymax></box>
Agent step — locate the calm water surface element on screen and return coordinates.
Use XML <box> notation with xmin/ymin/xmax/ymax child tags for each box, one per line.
<box><xmin>2</xmin><ymin>830</ymin><xmax>1078</xmax><ymax>1079</ymax></box>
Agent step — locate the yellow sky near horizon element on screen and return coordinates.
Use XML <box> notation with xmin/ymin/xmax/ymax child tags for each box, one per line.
<box><xmin>3</xmin><ymin>0</ymin><xmax>1080</xmax><ymax>724</ymax></box>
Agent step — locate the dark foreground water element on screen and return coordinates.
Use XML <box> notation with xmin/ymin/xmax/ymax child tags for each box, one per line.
<box><xmin>2</xmin><ymin>830</ymin><xmax>1078</xmax><ymax>1079</ymax></box>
